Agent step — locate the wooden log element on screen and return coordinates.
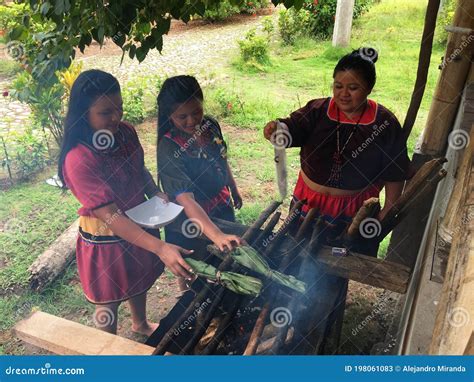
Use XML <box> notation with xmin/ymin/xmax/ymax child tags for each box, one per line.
<box><xmin>420</xmin><ymin>0</ymin><xmax>474</xmax><ymax>155</ymax></box>
<box><xmin>380</xmin><ymin>158</ymin><xmax>446</xmax><ymax>228</ymax></box>
<box><xmin>28</xmin><ymin>219</ymin><xmax>79</xmax><ymax>291</ymax></box>
<box><xmin>380</xmin><ymin>169</ymin><xmax>447</xmax><ymax>240</ymax></box>
<box><xmin>272</xmin><ymin>217</ymin><xmax>326</xmax><ymax>354</ymax></box>
<box><xmin>243</xmin><ymin>208</ymin><xmax>316</xmax><ymax>355</ymax></box>
<box><xmin>14</xmin><ymin>311</ymin><xmax>154</xmax><ymax>355</ymax></box>
<box><xmin>346</xmin><ymin>198</ymin><xmax>380</xmax><ymax>238</ymax></box>
<box><xmin>157</xmin><ymin>204</ymin><xmax>279</xmax><ymax>355</ymax></box>
<box><xmin>255</xmin><ymin>328</ymin><xmax>294</xmax><ymax>354</ymax></box>
<box><xmin>253</xmin><ymin>211</ymin><xmax>282</xmax><ymax>252</ymax></box>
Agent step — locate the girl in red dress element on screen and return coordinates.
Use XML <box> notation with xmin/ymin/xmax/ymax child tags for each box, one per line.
<box><xmin>58</xmin><ymin>70</ymin><xmax>193</xmax><ymax>335</ymax></box>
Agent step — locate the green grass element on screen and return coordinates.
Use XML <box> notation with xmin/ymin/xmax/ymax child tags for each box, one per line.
<box><xmin>0</xmin><ymin>0</ymin><xmax>442</xmax><ymax>354</ymax></box>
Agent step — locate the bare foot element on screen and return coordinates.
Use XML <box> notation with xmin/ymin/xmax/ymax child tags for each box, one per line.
<box><xmin>131</xmin><ymin>321</ymin><xmax>159</xmax><ymax>337</ymax></box>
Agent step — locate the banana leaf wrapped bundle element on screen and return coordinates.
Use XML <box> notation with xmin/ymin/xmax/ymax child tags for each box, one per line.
<box><xmin>185</xmin><ymin>258</ymin><xmax>262</xmax><ymax>296</ymax></box>
<box><xmin>230</xmin><ymin>246</ymin><xmax>306</xmax><ymax>294</ymax></box>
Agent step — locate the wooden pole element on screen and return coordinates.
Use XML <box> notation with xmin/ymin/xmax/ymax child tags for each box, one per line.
<box><xmin>332</xmin><ymin>0</ymin><xmax>355</xmax><ymax>48</ymax></box>
<box><xmin>402</xmin><ymin>0</ymin><xmax>441</xmax><ymax>140</ymax></box>
<box><xmin>420</xmin><ymin>0</ymin><xmax>474</xmax><ymax>155</ymax></box>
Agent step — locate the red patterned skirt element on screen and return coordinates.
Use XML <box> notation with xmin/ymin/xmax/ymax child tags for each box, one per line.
<box><xmin>76</xmin><ymin>216</ymin><xmax>164</xmax><ymax>304</ymax></box>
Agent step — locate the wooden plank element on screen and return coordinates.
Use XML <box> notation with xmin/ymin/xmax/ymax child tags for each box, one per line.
<box><xmin>13</xmin><ymin>311</ymin><xmax>154</xmax><ymax>355</ymax></box>
<box><xmin>315</xmin><ymin>246</ymin><xmax>412</xmax><ymax>294</ymax></box>
<box><xmin>279</xmin><ymin>240</ymin><xmax>411</xmax><ymax>294</ymax></box>
<box><xmin>429</xmin><ymin>146</ymin><xmax>474</xmax><ymax>354</ymax></box>
<box><xmin>464</xmin><ymin>332</ymin><xmax>474</xmax><ymax>355</ymax></box>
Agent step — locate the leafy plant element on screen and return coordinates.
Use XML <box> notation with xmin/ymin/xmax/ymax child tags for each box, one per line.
<box><xmin>238</xmin><ymin>27</ymin><xmax>271</xmax><ymax>70</ymax></box>
<box><xmin>278</xmin><ymin>0</ymin><xmax>374</xmax><ymax>44</ymax></box>
<box><xmin>10</xmin><ymin>130</ymin><xmax>49</xmax><ymax>179</ymax></box>
<box><xmin>203</xmin><ymin>2</ymin><xmax>240</xmax><ymax>21</ymax></box>
<box><xmin>435</xmin><ymin>0</ymin><xmax>455</xmax><ymax>45</ymax></box>
<box><xmin>122</xmin><ymin>85</ymin><xmax>146</xmax><ymax>124</ymax></box>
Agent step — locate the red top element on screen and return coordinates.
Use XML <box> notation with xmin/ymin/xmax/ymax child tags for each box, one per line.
<box><xmin>63</xmin><ymin>122</ymin><xmax>150</xmax><ymax>216</ymax></box>
<box><xmin>279</xmin><ymin>97</ymin><xmax>410</xmax><ymax>190</ymax></box>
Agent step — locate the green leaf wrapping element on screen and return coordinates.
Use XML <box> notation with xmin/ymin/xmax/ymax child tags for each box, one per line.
<box><xmin>231</xmin><ymin>246</ymin><xmax>306</xmax><ymax>293</ymax></box>
<box><xmin>185</xmin><ymin>258</ymin><xmax>262</xmax><ymax>296</ymax></box>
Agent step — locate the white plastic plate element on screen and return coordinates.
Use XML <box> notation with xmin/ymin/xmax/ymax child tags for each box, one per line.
<box><xmin>125</xmin><ymin>196</ymin><xmax>184</xmax><ymax>228</ymax></box>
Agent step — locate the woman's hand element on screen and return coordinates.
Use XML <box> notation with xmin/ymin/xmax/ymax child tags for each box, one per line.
<box><xmin>213</xmin><ymin>232</ymin><xmax>242</xmax><ymax>252</ymax></box>
<box><xmin>155</xmin><ymin>191</ymin><xmax>170</xmax><ymax>203</ymax></box>
<box><xmin>263</xmin><ymin>121</ymin><xmax>278</xmax><ymax>141</ymax></box>
<box><xmin>155</xmin><ymin>242</ymin><xmax>194</xmax><ymax>278</ymax></box>
<box><xmin>231</xmin><ymin>188</ymin><xmax>243</xmax><ymax>209</ymax></box>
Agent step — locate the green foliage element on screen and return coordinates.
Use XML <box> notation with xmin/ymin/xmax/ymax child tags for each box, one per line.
<box><xmin>203</xmin><ymin>1</ymin><xmax>240</xmax><ymax>21</ymax></box>
<box><xmin>278</xmin><ymin>0</ymin><xmax>374</xmax><ymax>44</ymax></box>
<box><xmin>435</xmin><ymin>0</ymin><xmax>456</xmax><ymax>45</ymax></box>
<box><xmin>238</xmin><ymin>27</ymin><xmax>271</xmax><ymax>70</ymax></box>
<box><xmin>9</xmin><ymin>130</ymin><xmax>49</xmax><ymax>179</ymax></box>
<box><xmin>4</xmin><ymin>1</ymin><xmax>298</xmax><ymax>86</ymax></box>
<box><xmin>202</xmin><ymin>0</ymin><xmax>268</xmax><ymax>21</ymax></box>
<box><xmin>0</xmin><ymin>3</ymin><xmax>27</xmax><ymax>33</ymax></box>
<box><xmin>10</xmin><ymin>70</ymin><xmax>65</xmax><ymax>146</ymax></box>
<box><xmin>122</xmin><ymin>86</ymin><xmax>146</xmax><ymax>124</ymax></box>
<box><xmin>278</xmin><ymin>7</ymin><xmax>313</xmax><ymax>45</ymax></box>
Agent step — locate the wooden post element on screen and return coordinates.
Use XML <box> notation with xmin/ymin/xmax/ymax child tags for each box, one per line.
<box><xmin>332</xmin><ymin>0</ymin><xmax>355</xmax><ymax>48</ymax></box>
<box><xmin>420</xmin><ymin>0</ymin><xmax>474</xmax><ymax>156</ymax></box>
<box><xmin>429</xmin><ymin>150</ymin><xmax>473</xmax><ymax>354</ymax></box>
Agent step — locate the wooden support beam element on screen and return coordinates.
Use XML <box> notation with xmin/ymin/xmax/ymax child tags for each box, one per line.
<box><xmin>420</xmin><ymin>0</ymin><xmax>474</xmax><ymax>155</ymax></box>
<box><xmin>429</xmin><ymin>147</ymin><xmax>474</xmax><ymax>354</ymax></box>
<box><xmin>278</xmin><ymin>239</ymin><xmax>412</xmax><ymax>294</ymax></box>
<box><xmin>13</xmin><ymin>311</ymin><xmax>154</xmax><ymax>355</ymax></box>
<box><xmin>315</xmin><ymin>246</ymin><xmax>412</xmax><ymax>294</ymax></box>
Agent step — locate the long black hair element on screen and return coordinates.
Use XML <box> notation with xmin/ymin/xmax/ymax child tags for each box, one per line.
<box><xmin>58</xmin><ymin>69</ymin><xmax>121</xmax><ymax>187</ymax></box>
<box><xmin>333</xmin><ymin>47</ymin><xmax>378</xmax><ymax>90</ymax></box>
<box><xmin>156</xmin><ymin>75</ymin><xmax>204</xmax><ymax>143</ymax></box>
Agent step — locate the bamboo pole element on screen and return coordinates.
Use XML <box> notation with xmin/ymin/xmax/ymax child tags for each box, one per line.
<box><xmin>420</xmin><ymin>0</ymin><xmax>474</xmax><ymax>155</ymax></box>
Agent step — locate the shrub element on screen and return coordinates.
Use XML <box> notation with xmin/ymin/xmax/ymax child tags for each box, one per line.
<box><xmin>435</xmin><ymin>0</ymin><xmax>455</xmax><ymax>45</ymax></box>
<box><xmin>279</xmin><ymin>0</ymin><xmax>374</xmax><ymax>44</ymax></box>
<box><xmin>278</xmin><ymin>8</ymin><xmax>313</xmax><ymax>45</ymax></box>
<box><xmin>11</xmin><ymin>130</ymin><xmax>49</xmax><ymax>179</ymax></box>
<box><xmin>238</xmin><ymin>28</ymin><xmax>271</xmax><ymax>70</ymax></box>
<box><xmin>203</xmin><ymin>2</ymin><xmax>240</xmax><ymax>21</ymax></box>
<box><xmin>122</xmin><ymin>85</ymin><xmax>146</xmax><ymax>124</ymax></box>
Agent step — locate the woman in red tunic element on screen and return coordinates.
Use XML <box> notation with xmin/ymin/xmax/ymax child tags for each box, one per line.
<box><xmin>58</xmin><ymin>70</ymin><xmax>193</xmax><ymax>335</ymax></box>
<box><xmin>264</xmin><ymin>48</ymin><xmax>410</xmax><ymax>251</ymax></box>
